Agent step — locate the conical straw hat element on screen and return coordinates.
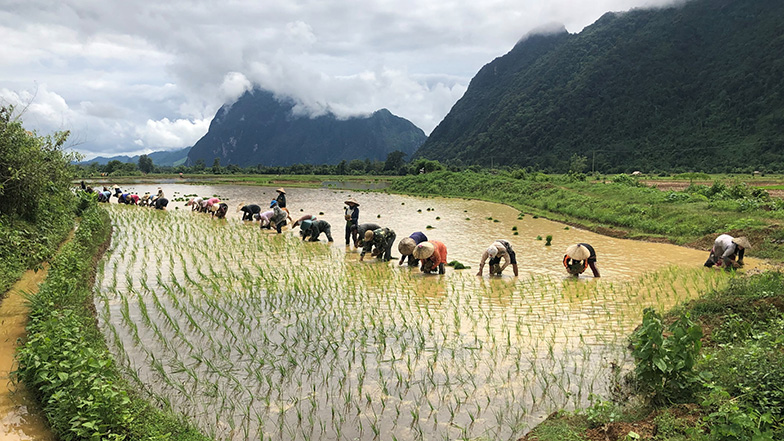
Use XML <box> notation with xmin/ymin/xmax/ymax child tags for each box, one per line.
<box><xmin>732</xmin><ymin>236</ymin><xmax>751</xmax><ymax>249</ymax></box>
<box><xmin>398</xmin><ymin>237</ymin><xmax>416</xmax><ymax>255</ymax></box>
<box><xmin>276</xmin><ymin>188</ymin><xmax>286</xmax><ymax>193</ymax></box>
<box><xmin>413</xmin><ymin>241</ymin><xmax>435</xmax><ymax>260</ymax></box>
<box><xmin>565</xmin><ymin>244</ymin><xmax>590</xmax><ymax>260</ymax></box>
<box><xmin>344</xmin><ymin>198</ymin><xmax>359</xmax><ymax>206</ymax></box>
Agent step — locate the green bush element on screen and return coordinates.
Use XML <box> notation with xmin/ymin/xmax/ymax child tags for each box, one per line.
<box><xmin>630</xmin><ymin>308</ymin><xmax>702</xmax><ymax>404</ymax></box>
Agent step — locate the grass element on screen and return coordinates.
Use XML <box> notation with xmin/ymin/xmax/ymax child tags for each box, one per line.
<box><xmin>388</xmin><ymin>171</ymin><xmax>784</xmax><ymax>261</ymax></box>
<box><xmin>521</xmin><ymin>272</ymin><xmax>784</xmax><ymax>441</ymax></box>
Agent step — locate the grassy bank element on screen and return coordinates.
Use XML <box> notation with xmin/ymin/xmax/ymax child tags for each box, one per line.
<box><xmin>522</xmin><ymin>272</ymin><xmax>784</xmax><ymax>441</ymax></box>
<box><xmin>388</xmin><ymin>171</ymin><xmax>784</xmax><ymax>261</ymax></box>
<box><xmin>14</xmin><ymin>199</ymin><xmax>209</xmax><ymax>441</ymax></box>
<box><xmin>0</xmin><ymin>195</ymin><xmax>76</xmax><ymax>299</ymax></box>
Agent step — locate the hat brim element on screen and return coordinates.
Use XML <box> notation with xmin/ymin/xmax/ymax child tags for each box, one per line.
<box><xmin>276</xmin><ymin>188</ymin><xmax>286</xmax><ymax>194</ymax></box>
<box><xmin>413</xmin><ymin>242</ymin><xmax>435</xmax><ymax>260</ymax></box>
<box><xmin>732</xmin><ymin>236</ymin><xmax>751</xmax><ymax>249</ymax></box>
<box><xmin>344</xmin><ymin>199</ymin><xmax>359</xmax><ymax>206</ymax></box>
<box><xmin>565</xmin><ymin>244</ymin><xmax>590</xmax><ymax>261</ymax></box>
<box><xmin>398</xmin><ymin>238</ymin><xmax>415</xmax><ymax>255</ymax></box>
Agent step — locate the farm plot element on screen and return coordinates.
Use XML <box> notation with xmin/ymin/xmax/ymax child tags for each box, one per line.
<box><xmin>95</xmin><ymin>205</ymin><xmax>725</xmax><ymax>440</ymax></box>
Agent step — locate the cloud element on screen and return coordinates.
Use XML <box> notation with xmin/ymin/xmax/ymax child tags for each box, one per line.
<box><xmin>135</xmin><ymin>117</ymin><xmax>211</xmax><ymax>149</ymax></box>
<box><xmin>1</xmin><ymin>0</ymin><xmax>683</xmax><ymax>159</ymax></box>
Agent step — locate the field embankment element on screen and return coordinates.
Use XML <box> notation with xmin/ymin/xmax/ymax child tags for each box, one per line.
<box><xmin>388</xmin><ymin>171</ymin><xmax>784</xmax><ymax>261</ymax></box>
<box><xmin>14</xmin><ymin>201</ymin><xmax>209</xmax><ymax>441</ymax></box>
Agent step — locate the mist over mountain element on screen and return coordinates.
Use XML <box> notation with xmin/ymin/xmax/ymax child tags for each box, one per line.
<box><xmin>187</xmin><ymin>89</ymin><xmax>427</xmax><ymax>167</ymax></box>
<box><xmin>78</xmin><ymin>146</ymin><xmax>191</xmax><ymax>167</ymax></box>
<box><xmin>414</xmin><ymin>0</ymin><xmax>784</xmax><ymax>173</ymax></box>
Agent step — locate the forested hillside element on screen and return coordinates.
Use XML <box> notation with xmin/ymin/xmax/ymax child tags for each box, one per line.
<box><xmin>415</xmin><ymin>0</ymin><xmax>784</xmax><ymax>173</ymax></box>
<box><xmin>188</xmin><ymin>89</ymin><xmax>426</xmax><ymax>167</ymax></box>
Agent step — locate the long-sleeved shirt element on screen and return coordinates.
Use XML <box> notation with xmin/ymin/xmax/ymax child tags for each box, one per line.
<box><xmin>356</xmin><ymin>223</ymin><xmax>381</xmax><ymax>246</ymax></box>
<box><xmin>361</xmin><ymin>227</ymin><xmax>394</xmax><ymax>257</ymax></box>
<box><xmin>345</xmin><ymin>205</ymin><xmax>359</xmax><ymax>224</ymax></box>
<box><xmin>421</xmin><ymin>240</ymin><xmax>448</xmax><ymax>270</ymax></box>
<box><xmin>713</xmin><ymin>234</ymin><xmax>744</xmax><ymax>262</ymax></box>
<box><xmin>270</xmin><ymin>205</ymin><xmax>287</xmax><ymax>225</ymax></box>
<box><xmin>303</xmin><ymin>220</ymin><xmax>332</xmax><ymax>240</ymax></box>
<box><xmin>478</xmin><ymin>240</ymin><xmax>513</xmax><ymax>273</ymax></box>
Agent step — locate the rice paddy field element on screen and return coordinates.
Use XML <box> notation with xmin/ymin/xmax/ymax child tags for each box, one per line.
<box><xmin>94</xmin><ymin>185</ymin><xmax>744</xmax><ymax>440</ymax></box>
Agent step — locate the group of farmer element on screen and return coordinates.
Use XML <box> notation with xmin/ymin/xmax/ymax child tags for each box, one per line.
<box><xmin>89</xmin><ymin>183</ymin><xmax>752</xmax><ymax>276</ymax></box>
<box><xmin>83</xmin><ymin>182</ymin><xmax>170</xmax><ymax>210</ymax></box>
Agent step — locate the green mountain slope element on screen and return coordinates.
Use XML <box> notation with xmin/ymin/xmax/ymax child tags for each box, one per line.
<box><xmin>415</xmin><ymin>0</ymin><xmax>784</xmax><ymax>173</ymax></box>
<box><xmin>187</xmin><ymin>89</ymin><xmax>427</xmax><ymax>167</ymax></box>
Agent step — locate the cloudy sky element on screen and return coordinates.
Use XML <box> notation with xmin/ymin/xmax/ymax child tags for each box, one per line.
<box><xmin>1</xmin><ymin>0</ymin><xmax>678</xmax><ymax>160</ymax></box>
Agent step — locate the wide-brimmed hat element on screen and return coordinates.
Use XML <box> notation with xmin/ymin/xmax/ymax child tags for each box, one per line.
<box><xmin>732</xmin><ymin>236</ymin><xmax>751</xmax><ymax>249</ymax></box>
<box><xmin>113</xmin><ymin>184</ymin><xmax>119</xmax><ymax>189</ymax></box>
<box><xmin>364</xmin><ymin>230</ymin><xmax>375</xmax><ymax>242</ymax></box>
<box><xmin>413</xmin><ymin>241</ymin><xmax>435</xmax><ymax>260</ymax></box>
<box><xmin>276</xmin><ymin>188</ymin><xmax>285</xmax><ymax>194</ymax></box>
<box><xmin>565</xmin><ymin>244</ymin><xmax>590</xmax><ymax>261</ymax></box>
<box><xmin>345</xmin><ymin>198</ymin><xmax>359</xmax><ymax>206</ymax></box>
<box><xmin>398</xmin><ymin>237</ymin><xmax>416</xmax><ymax>255</ymax></box>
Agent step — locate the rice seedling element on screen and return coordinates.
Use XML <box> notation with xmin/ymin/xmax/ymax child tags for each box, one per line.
<box><xmin>94</xmin><ymin>201</ymin><xmax>727</xmax><ymax>441</ymax></box>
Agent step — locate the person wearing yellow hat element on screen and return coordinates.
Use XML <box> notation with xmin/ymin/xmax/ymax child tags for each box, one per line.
<box><xmin>359</xmin><ymin>227</ymin><xmax>396</xmax><ymax>262</ymax></box>
<box><xmin>413</xmin><ymin>240</ymin><xmax>447</xmax><ymax>274</ymax></box>
<box><xmin>563</xmin><ymin>243</ymin><xmax>600</xmax><ymax>277</ymax></box>
<box><xmin>344</xmin><ymin>198</ymin><xmax>360</xmax><ymax>247</ymax></box>
<box><xmin>704</xmin><ymin>234</ymin><xmax>750</xmax><ymax>269</ymax></box>
<box><xmin>477</xmin><ymin>240</ymin><xmax>518</xmax><ymax>276</ymax></box>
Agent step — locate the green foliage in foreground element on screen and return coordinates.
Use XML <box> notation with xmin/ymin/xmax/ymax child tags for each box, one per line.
<box><xmin>15</xmin><ymin>201</ymin><xmax>209</xmax><ymax>441</ymax></box>
<box><xmin>525</xmin><ymin>273</ymin><xmax>784</xmax><ymax>441</ymax></box>
<box><xmin>630</xmin><ymin>309</ymin><xmax>702</xmax><ymax>405</ymax></box>
<box><xmin>0</xmin><ymin>106</ymin><xmax>79</xmax><ymax>296</ymax></box>
<box><xmin>389</xmin><ymin>171</ymin><xmax>784</xmax><ymax>258</ymax></box>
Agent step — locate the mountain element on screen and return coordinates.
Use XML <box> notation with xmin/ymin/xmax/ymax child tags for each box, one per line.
<box><xmin>414</xmin><ymin>0</ymin><xmax>784</xmax><ymax>173</ymax></box>
<box><xmin>187</xmin><ymin>89</ymin><xmax>427</xmax><ymax>167</ymax></box>
<box><xmin>80</xmin><ymin>146</ymin><xmax>191</xmax><ymax>167</ymax></box>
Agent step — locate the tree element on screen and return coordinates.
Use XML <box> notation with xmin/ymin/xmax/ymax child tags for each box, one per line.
<box><xmin>384</xmin><ymin>150</ymin><xmax>407</xmax><ymax>173</ymax></box>
<box><xmin>568</xmin><ymin>154</ymin><xmax>588</xmax><ymax>173</ymax></box>
<box><xmin>212</xmin><ymin>158</ymin><xmax>222</xmax><ymax>174</ymax></box>
<box><xmin>336</xmin><ymin>160</ymin><xmax>348</xmax><ymax>175</ymax></box>
<box><xmin>138</xmin><ymin>154</ymin><xmax>154</xmax><ymax>174</ymax></box>
<box><xmin>0</xmin><ymin>106</ymin><xmax>76</xmax><ymax>220</ymax></box>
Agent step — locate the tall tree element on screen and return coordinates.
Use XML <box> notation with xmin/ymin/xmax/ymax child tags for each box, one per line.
<box><xmin>138</xmin><ymin>154</ymin><xmax>154</xmax><ymax>174</ymax></box>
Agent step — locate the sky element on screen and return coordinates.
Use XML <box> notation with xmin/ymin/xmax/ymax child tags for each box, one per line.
<box><xmin>1</xmin><ymin>0</ymin><xmax>679</xmax><ymax>160</ymax></box>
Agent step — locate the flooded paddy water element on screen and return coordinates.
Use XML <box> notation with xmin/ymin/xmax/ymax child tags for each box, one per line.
<box><xmin>94</xmin><ymin>183</ymin><xmax>763</xmax><ymax>440</ymax></box>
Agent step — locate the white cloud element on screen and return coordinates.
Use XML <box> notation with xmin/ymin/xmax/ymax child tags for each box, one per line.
<box><xmin>1</xmin><ymin>0</ymin><xmax>682</xmax><ymax>158</ymax></box>
<box><xmin>135</xmin><ymin>117</ymin><xmax>211</xmax><ymax>149</ymax></box>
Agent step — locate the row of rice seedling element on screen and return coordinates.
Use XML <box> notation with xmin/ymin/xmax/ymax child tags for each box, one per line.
<box><xmin>95</xmin><ymin>204</ymin><xmax>727</xmax><ymax>440</ymax></box>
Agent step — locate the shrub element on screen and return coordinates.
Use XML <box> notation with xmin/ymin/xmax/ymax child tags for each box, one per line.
<box><xmin>630</xmin><ymin>308</ymin><xmax>702</xmax><ymax>404</ymax></box>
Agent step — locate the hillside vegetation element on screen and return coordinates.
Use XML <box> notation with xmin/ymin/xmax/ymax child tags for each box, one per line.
<box><xmin>415</xmin><ymin>0</ymin><xmax>784</xmax><ymax>173</ymax></box>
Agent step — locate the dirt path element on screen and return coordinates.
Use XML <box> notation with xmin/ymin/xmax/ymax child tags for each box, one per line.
<box><xmin>0</xmin><ymin>266</ymin><xmax>55</xmax><ymax>441</ymax></box>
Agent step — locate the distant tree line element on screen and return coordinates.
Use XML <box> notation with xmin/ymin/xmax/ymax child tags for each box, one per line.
<box><xmin>74</xmin><ymin>150</ymin><xmax>456</xmax><ymax>177</ymax></box>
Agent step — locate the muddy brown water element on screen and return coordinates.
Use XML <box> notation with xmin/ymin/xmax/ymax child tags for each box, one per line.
<box><xmin>110</xmin><ymin>182</ymin><xmax>768</xmax><ymax>276</ymax></box>
<box><xmin>0</xmin><ymin>268</ymin><xmax>55</xmax><ymax>441</ymax></box>
<box><xmin>94</xmin><ymin>183</ymin><xmax>769</xmax><ymax>440</ymax></box>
